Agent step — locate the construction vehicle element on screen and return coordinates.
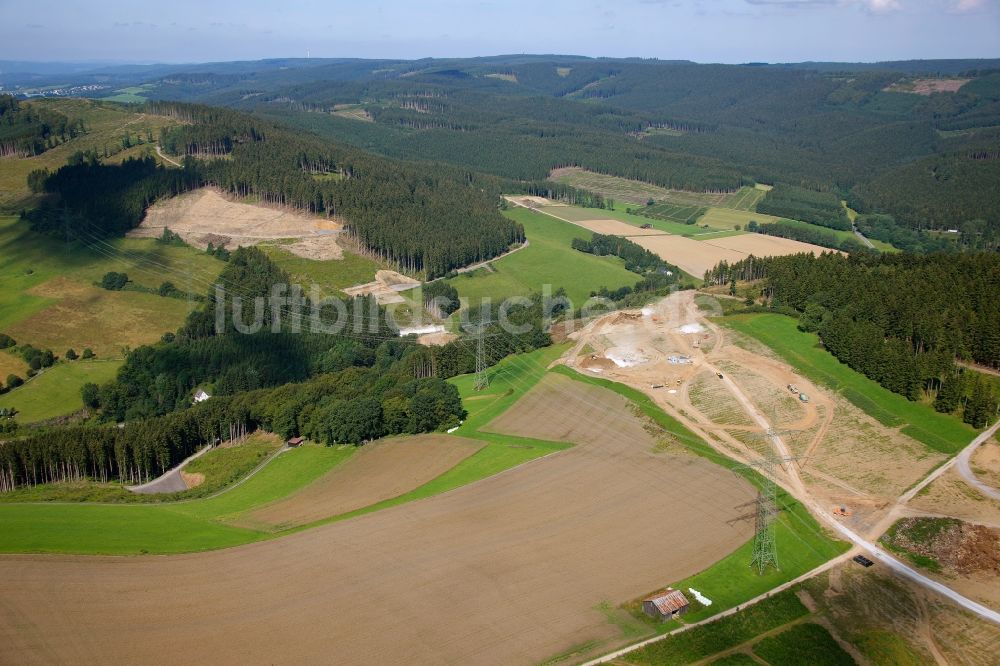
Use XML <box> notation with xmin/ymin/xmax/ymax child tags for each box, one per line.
<box><xmin>833</xmin><ymin>505</ymin><xmax>852</xmax><ymax>517</ymax></box>
<box><xmin>716</xmin><ymin>372</ymin><xmax>724</xmax><ymax>380</ymax></box>
<box><xmin>787</xmin><ymin>384</ymin><xmax>799</xmax><ymax>394</ymax></box>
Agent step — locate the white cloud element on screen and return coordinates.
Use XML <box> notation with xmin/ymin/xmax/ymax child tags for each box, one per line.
<box><xmin>951</xmin><ymin>0</ymin><xmax>988</xmax><ymax>12</ymax></box>
<box><xmin>858</xmin><ymin>0</ymin><xmax>902</xmax><ymax>13</ymax></box>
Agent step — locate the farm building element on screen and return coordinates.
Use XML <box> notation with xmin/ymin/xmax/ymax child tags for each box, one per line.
<box><xmin>642</xmin><ymin>588</ymin><xmax>690</xmax><ymax>621</ymax></box>
<box><xmin>192</xmin><ymin>389</ymin><xmax>211</xmax><ymax>404</ymax></box>
<box><xmin>286</xmin><ymin>436</ymin><xmax>305</xmax><ymax>447</ymax></box>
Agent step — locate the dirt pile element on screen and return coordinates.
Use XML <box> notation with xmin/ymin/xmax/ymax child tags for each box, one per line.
<box><xmin>887</xmin><ymin>518</ymin><xmax>1000</xmax><ymax>575</ymax></box>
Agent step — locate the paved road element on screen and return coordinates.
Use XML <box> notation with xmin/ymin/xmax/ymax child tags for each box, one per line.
<box><xmin>580</xmin><ymin>552</ymin><xmax>856</xmax><ymax>665</ymax></box>
<box><xmin>127</xmin><ymin>445</ymin><xmax>211</xmax><ymax>495</ymax></box>
<box><xmin>955</xmin><ymin>421</ymin><xmax>1000</xmax><ymax>500</ymax></box>
<box><xmin>723</xmin><ymin>369</ymin><xmax>1000</xmax><ymax>627</ymax></box>
<box><xmin>900</xmin><ymin>419</ymin><xmax>1000</xmax><ymax>503</ymax></box>
<box><xmin>853</xmin><ymin>225</ymin><xmax>875</xmax><ymax>249</ymax></box>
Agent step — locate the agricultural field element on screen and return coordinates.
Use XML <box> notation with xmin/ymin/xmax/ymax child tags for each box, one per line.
<box><xmin>752</xmin><ymin>622</ymin><xmax>856</xmax><ymax>665</ymax></box>
<box><xmin>446</xmin><ymin>206</ymin><xmax>637</xmax><ymax>307</ymax></box>
<box><xmin>627</xmin><ymin>555</ymin><xmax>1000</xmax><ymax>666</ymax></box>
<box><xmin>640</xmin><ymin>200</ymin><xmax>707</xmax><ymax>225</ymax></box>
<box><xmin>239</xmin><ymin>434</ymin><xmax>485</xmax><ymax>530</ymax></box>
<box><xmin>631</xmin><ymin>233</ymin><xmax>825</xmax><ymax>279</ymax></box>
<box><xmin>725</xmin><ymin>184</ymin><xmax>770</xmax><ymax>212</ymax></box>
<box><xmin>516</xmin><ymin>200</ymin><xmax>832</xmax><ymax>278</ymax></box>
<box><xmin>624</xmin><ymin>590</ymin><xmax>812</xmax><ymax>664</ymax></box>
<box><xmin>0</xmin><ymin>359</ymin><xmax>122</xmax><ymax>423</ymax></box>
<box><xmin>551</xmin><ymin>367</ymin><xmax>847</xmax><ymax>621</ymax></box>
<box><xmin>0</xmin><ymin>350</ymin><xmax>27</xmax><ymax>379</ymax></box>
<box><xmin>100</xmin><ymin>83</ymin><xmax>156</xmax><ymax>103</ymax></box>
<box><xmin>0</xmin><ymin>345</ymin><xmax>569</xmax><ymax>554</ymax></box>
<box><xmin>762</xmin><ymin>216</ymin><xmax>898</xmax><ymax>252</ymax></box>
<box><xmin>0</xmin><ymin>359</ymin><xmax>769</xmax><ymax>665</ymax></box>
<box><xmin>262</xmin><ymin>243</ymin><xmax>389</xmax><ymax>295</ymax></box>
<box><xmin>539</xmin><ymin>199</ymin><xmax>736</xmax><ymax>235</ymax></box>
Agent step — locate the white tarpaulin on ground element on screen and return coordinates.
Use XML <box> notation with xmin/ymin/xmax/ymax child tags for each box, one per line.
<box><xmin>689</xmin><ymin>588</ymin><xmax>712</xmax><ymax>606</ymax></box>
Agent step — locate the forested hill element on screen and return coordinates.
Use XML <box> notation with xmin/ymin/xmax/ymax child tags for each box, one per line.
<box><xmin>12</xmin><ymin>57</ymin><xmax>1000</xmax><ymax>244</ymax></box>
<box><xmin>0</xmin><ymin>95</ymin><xmax>81</xmax><ymax>157</ymax></box>
<box><xmin>708</xmin><ymin>252</ymin><xmax>1000</xmax><ymax>427</ymax></box>
<box><xmin>28</xmin><ymin>102</ymin><xmax>523</xmax><ymax>278</ymax></box>
<box><xmin>66</xmin><ymin>58</ymin><xmax>993</xmax><ymax>221</ymax></box>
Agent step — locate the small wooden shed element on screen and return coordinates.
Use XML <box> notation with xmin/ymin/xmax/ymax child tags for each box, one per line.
<box><xmin>286</xmin><ymin>436</ymin><xmax>305</xmax><ymax>447</ymax></box>
<box><xmin>642</xmin><ymin>588</ymin><xmax>690</xmax><ymax>621</ymax></box>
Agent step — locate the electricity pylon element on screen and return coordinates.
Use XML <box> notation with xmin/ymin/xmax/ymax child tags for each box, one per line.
<box><xmin>472</xmin><ymin>314</ymin><xmax>490</xmax><ymax>391</ymax></box>
<box><xmin>735</xmin><ymin>454</ymin><xmax>799</xmax><ymax>575</ymax></box>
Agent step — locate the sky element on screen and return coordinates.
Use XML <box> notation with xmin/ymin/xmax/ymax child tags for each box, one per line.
<box><xmin>1</xmin><ymin>0</ymin><xmax>999</xmax><ymax>64</ymax></box>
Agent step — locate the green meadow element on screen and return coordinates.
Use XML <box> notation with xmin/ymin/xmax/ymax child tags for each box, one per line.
<box><xmin>0</xmin><ymin>359</ymin><xmax>122</xmax><ymax>423</ymax></box>
<box><xmin>446</xmin><ymin>207</ymin><xmax>637</xmax><ymax>306</ymax></box>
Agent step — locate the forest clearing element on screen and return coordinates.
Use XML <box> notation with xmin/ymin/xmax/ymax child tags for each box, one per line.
<box><xmin>133</xmin><ymin>187</ymin><xmax>345</xmax><ymax>259</ymax></box>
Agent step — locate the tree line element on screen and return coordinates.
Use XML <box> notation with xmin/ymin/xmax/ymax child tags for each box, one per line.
<box><xmin>749</xmin><ymin>220</ymin><xmax>870</xmax><ymax>254</ymax></box>
<box><xmin>0</xmin><ymin>365</ymin><xmax>466</xmax><ymax>492</ymax></box>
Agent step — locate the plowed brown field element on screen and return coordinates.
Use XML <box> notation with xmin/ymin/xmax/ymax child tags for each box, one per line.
<box><xmin>0</xmin><ymin>373</ymin><xmax>753</xmax><ymax>665</ymax></box>
<box><xmin>241</xmin><ymin>434</ymin><xmax>483</xmax><ymax>530</ymax></box>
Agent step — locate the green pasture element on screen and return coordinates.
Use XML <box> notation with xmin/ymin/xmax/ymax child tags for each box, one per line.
<box><xmin>0</xmin><ymin>359</ymin><xmax>122</xmax><ymax>423</ymax></box>
<box><xmin>447</xmin><ymin>207</ymin><xmax>637</xmax><ymax>307</ymax></box>
<box><xmin>261</xmin><ymin>244</ymin><xmax>388</xmax><ymax>294</ymax></box>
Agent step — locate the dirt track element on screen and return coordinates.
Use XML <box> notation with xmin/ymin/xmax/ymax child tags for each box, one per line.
<box><xmin>0</xmin><ymin>373</ymin><xmax>754</xmax><ymax>665</ymax></box>
<box><xmin>241</xmin><ymin>434</ymin><xmax>483</xmax><ymax>529</ymax></box>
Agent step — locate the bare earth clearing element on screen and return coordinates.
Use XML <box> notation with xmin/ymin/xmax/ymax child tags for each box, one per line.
<box><xmin>633</xmin><ymin>234</ymin><xmax>834</xmax><ymax>278</ymax></box>
<box><xmin>563</xmin><ymin>291</ymin><xmax>947</xmax><ymax>543</ymax></box>
<box><xmin>886</xmin><ymin>78</ymin><xmax>971</xmax><ymax>95</ymax></box>
<box><xmin>132</xmin><ymin>188</ymin><xmax>344</xmax><ymax>259</ymax></box>
<box><xmin>241</xmin><ymin>434</ymin><xmax>484</xmax><ymax>530</ymax></box>
<box><xmin>0</xmin><ymin>371</ymin><xmax>754</xmax><ymax>665</ymax></box>
<box><xmin>343</xmin><ymin>269</ymin><xmax>421</xmax><ymax>305</ymax></box>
